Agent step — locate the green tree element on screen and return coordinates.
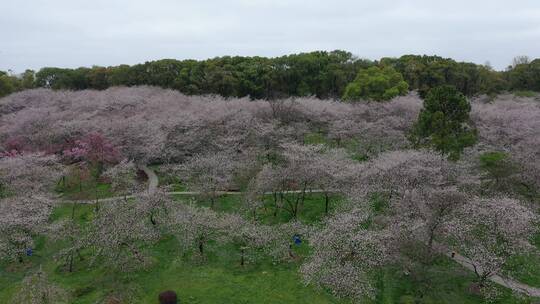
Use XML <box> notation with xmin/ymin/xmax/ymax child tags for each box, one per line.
<box><xmin>21</xmin><ymin>69</ymin><xmax>35</xmax><ymax>89</ymax></box>
<box><xmin>411</xmin><ymin>85</ymin><xmax>476</xmax><ymax>160</ymax></box>
<box><xmin>0</xmin><ymin>71</ymin><xmax>21</xmax><ymax>98</ymax></box>
<box><xmin>0</xmin><ymin>74</ymin><xmax>16</xmax><ymax>98</ymax></box>
<box><xmin>506</xmin><ymin>58</ymin><xmax>540</xmax><ymax>92</ymax></box>
<box><xmin>342</xmin><ymin>66</ymin><xmax>408</xmax><ymax>101</ymax></box>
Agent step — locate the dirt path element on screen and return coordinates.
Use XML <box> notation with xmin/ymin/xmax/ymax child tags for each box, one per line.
<box><xmin>139</xmin><ymin>164</ymin><xmax>158</xmax><ymax>195</ymax></box>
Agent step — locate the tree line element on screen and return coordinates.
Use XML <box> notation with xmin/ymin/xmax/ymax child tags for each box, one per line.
<box><xmin>1</xmin><ymin>51</ymin><xmax>539</xmax><ymax>99</ymax></box>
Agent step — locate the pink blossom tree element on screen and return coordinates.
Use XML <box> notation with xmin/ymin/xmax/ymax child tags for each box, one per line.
<box><xmin>350</xmin><ymin>150</ymin><xmax>466</xmax><ymax>251</ymax></box>
<box><xmin>63</xmin><ymin>132</ymin><xmax>120</xmax><ymax>167</ymax></box>
<box><xmin>471</xmin><ymin>96</ymin><xmax>540</xmax><ymax>196</ymax></box>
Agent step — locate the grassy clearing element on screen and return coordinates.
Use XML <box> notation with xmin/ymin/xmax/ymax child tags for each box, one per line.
<box><xmin>55</xmin><ymin>174</ymin><xmax>115</xmax><ymax>201</ymax></box>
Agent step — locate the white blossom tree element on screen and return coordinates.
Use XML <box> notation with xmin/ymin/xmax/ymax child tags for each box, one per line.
<box><xmin>10</xmin><ymin>267</ymin><xmax>70</xmax><ymax>304</ymax></box>
<box><xmin>351</xmin><ymin>149</ymin><xmax>466</xmax><ymax>252</ymax></box>
<box><xmin>178</xmin><ymin>152</ymin><xmax>240</xmax><ymax>208</ymax></box>
<box><xmin>168</xmin><ymin>204</ymin><xmax>224</xmax><ymax>257</ymax></box>
<box><xmin>86</xmin><ymin>200</ymin><xmax>160</xmax><ymax>271</ymax></box>
<box><xmin>102</xmin><ymin>159</ymin><xmax>142</xmax><ymax>200</ymax></box>
<box><xmin>0</xmin><ymin>153</ymin><xmax>65</xmax><ymax>197</ymax></box>
<box><xmin>135</xmin><ymin>189</ymin><xmax>174</xmax><ymax>227</ymax></box>
<box><xmin>48</xmin><ymin>215</ymin><xmax>84</xmax><ymax>273</ymax></box>
<box><xmin>220</xmin><ymin>213</ymin><xmax>274</xmax><ymax>266</ymax></box>
<box><xmin>443</xmin><ymin>197</ymin><xmax>538</xmax><ymax>286</ymax></box>
<box><xmin>301</xmin><ymin>208</ymin><xmax>396</xmax><ymax>300</ymax></box>
<box><xmin>0</xmin><ymin>196</ymin><xmax>53</xmax><ymax>263</ymax></box>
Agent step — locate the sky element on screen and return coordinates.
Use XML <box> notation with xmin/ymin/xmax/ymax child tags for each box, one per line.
<box><xmin>1</xmin><ymin>0</ymin><xmax>539</xmax><ymax>72</ymax></box>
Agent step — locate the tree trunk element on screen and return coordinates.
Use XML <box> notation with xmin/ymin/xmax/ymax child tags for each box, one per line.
<box><xmin>68</xmin><ymin>253</ymin><xmax>74</xmax><ymax>272</ymax></box>
<box><xmin>288</xmin><ymin>244</ymin><xmax>295</xmax><ymax>259</ymax></box>
<box><xmin>273</xmin><ymin>192</ymin><xmax>278</xmax><ymax>217</ymax></box>
<box><xmin>324</xmin><ymin>192</ymin><xmax>329</xmax><ymax>214</ymax></box>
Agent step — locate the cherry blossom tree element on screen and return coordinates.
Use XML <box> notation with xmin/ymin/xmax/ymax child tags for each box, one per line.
<box><xmin>0</xmin><ymin>136</ymin><xmax>31</xmax><ymax>157</ymax></box>
<box><xmin>327</xmin><ymin>118</ymin><xmax>361</xmax><ymax>147</ymax></box>
<box><xmin>168</xmin><ymin>204</ymin><xmax>223</xmax><ymax>257</ymax></box>
<box><xmin>220</xmin><ymin>213</ymin><xmax>274</xmax><ymax>266</ymax></box>
<box><xmin>177</xmin><ymin>152</ymin><xmax>240</xmax><ymax>208</ymax></box>
<box><xmin>10</xmin><ymin>267</ymin><xmax>70</xmax><ymax>304</ymax></box>
<box><xmin>443</xmin><ymin>197</ymin><xmax>538</xmax><ymax>286</ymax></box>
<box><xmin>86</xmin><ymin>200</ymin><xmax>160</xmax><ymax>271</ymax></box>
<box><xmin>471</xmin><ymin>96</ymin><xmax>540</xmax><ymax>196</ymax></box>
<box><xmin>301</xmin><ymin>208</ymin><xmax>395</xmax><ymax>300</ymax></box>
<box><xmin>250</xmin><ymin>143</ymin><xmax>323</xmax><ymax>219</ymax></box>
<box><xmin>0</xmin><ymin>153</ymin><xmax>65</xmax><ymax>197</ymax></box>
<box><xmin>135</xmin><ymin>189</ymin><xmax>174</xmax><ymax>227</ymax></box>
<box><xmin>63</xmin><ymin>132</ymin><xmax>119</xmax><ymax>166</ymax></box>
<box><xmin>102</xmin><ymin>159</ymin><xmax>143</xmax><ymax>200</ymax></box>
<box><xmin>0</xmin><ymin>196</ymin><xmax>54</xmax><ymax>263</ymax></box>
<box><xmin>309</xmin><ymin>147</ymin><xmax>355</xmax><ymax>214</ymax></box>
<box><xmin>348</xmin><ymin>150</ymin><xmax>470</xmax><ymax>255</ymax></box>
<box><xmin>48</xmin><ymin>214</ymin><xmax>84</xmax><ymax>273</ymax></box>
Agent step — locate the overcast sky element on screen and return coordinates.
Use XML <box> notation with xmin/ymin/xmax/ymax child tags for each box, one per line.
<box><xmin>1</xmin><ymin>0</ymin><xmax>539</xmax><ymax>72</ymax></box>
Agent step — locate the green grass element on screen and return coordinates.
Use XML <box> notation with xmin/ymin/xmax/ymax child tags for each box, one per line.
<box><xmin>56</xmin><ymin>178</ymin><xmax>114</xmax><ymax>200</ymax></box>
<box><xmin>504</xmin><ymin>254</ymin><xmax>540</xmax><ymax>288</ymax></box>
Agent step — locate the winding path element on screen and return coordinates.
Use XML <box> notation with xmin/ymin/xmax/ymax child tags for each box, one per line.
<box><xmin>60</xmin><ymin>165</ymin><xmax>540</xmax><ymax>298</ymax></box>
<box><xmin>139</xmin><ymin>164</ymin><xmax>158</xmax><ymax>195</ymax></box>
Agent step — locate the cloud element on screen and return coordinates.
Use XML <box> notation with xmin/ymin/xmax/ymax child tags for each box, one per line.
<box><xmin>1</xmin><ymin>0</ymin><xmax>539</xmax><ymax>72</ymax></box>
